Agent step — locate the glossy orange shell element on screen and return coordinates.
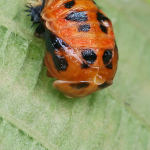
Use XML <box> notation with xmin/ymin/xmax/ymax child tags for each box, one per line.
<box><xmin>41</xmin><ymin>0</ymin><xmax>118</xmax><ymax>98</ymax></box>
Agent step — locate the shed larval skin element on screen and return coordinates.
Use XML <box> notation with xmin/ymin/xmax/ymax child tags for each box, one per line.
<box><xmin>26</xmin><ymin>0</ymin><xmax>118</xmax><ymax>98</ymax></box>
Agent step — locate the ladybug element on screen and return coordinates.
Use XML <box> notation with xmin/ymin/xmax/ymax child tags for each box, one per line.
<box><xmin>25</xmin><ymin>0</ymin><xmax>118</xmax><ymax>98</ymax></box>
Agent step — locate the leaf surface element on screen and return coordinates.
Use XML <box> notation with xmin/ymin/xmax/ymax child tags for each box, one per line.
<box><xmin>0</xmin><ymin>0</ymin><xmax>150</xmax><ymax>149</ymax></box>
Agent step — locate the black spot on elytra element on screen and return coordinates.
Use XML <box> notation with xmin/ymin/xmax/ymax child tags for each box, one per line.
<box><xmin>97</xmin><ymin>12</ymin><xmax>109</xmax><ymax>22</ymax></box>
<box><xmin>65</xmin><ymin>11</ymin><xmax>88</xmax><ymax>22</ymax></box>
<box><xmin>78</xmin><ymin>24</ymin><xmax>90</xmax><ymax>32</ymax></box>
<box><xmin>55</xmin><ymin>55</ymin><xmax>68</xmax><ymax>71</ymax></box>
<box><xmin>98</xmin><ymin>82</ymin><xmax>111</xmax><ymax>89</ymax></box>
<box><xmin>70</xmin><ymin>82</ymin><xmax>90</xmax><ymax>89</ymax></box>
<box><xmin>103</xmin><ymin>50</ymin><xmax>112</xmax><ymax>64</ymax></box>
<box><xmin>65</xmin><ymin>0</ymin><xmax>75</xmax><ymax>8</ymax></box>
<box><xmin>50</xmin><ymin>32</ymin><xmax>68</xmax><ymax>50</ymax></box>
<box><xmin>100</xmin><ymin>24</ymin><xmax>107</xmax><ymax>34</ymax></box>
<box><xmin>106</xmin><ymin>62</ymin><xmax>113</xmax><ymax>69</ymax></box>
<box><xmin>45</xmin><ymin>29</ymin><xmax>68</xmax><ymax>71</ymax></box>
<box><xmin>81</xmin><ymin>62</ymin><xmax>90</xmax><ymax>69</ymax></box>
<box><xmin>82</xmin><ymin>50</ymin><xmax>97</xmax><ymax>64</ymax></box>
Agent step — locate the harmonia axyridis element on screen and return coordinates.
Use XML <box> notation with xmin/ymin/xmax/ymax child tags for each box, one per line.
<box><xmin>25</xmin><ymin>0</ymin><xmax>118</xmax><ymax>98</ymax></box>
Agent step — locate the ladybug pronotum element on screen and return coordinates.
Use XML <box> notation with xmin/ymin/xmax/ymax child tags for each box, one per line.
<box><xmin>25</xmin><ymin>0</ymin><xmax>119</xmax><ymax>98</ymax></box>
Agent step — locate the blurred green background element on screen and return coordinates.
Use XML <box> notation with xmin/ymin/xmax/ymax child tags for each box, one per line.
<box><xmin>0</xmin><ymin>0</ymin><xmax>150</xmax><ymax>149</ymax></box>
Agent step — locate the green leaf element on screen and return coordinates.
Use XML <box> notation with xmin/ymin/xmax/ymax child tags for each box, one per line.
<box><xmin>0</xmin><ymin>0</ymin><xmax>150</xmax><ymax>149</ymax></box>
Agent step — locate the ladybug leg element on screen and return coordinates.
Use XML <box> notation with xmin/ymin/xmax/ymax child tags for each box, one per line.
<box><xmin>53</xmin><ymin>80</ymin><xmax>98</xmax><ymax>98</ymax></box>
<box><xmin>25</xmin><ymin>0</ymin><xmax>45</xmax><ymax>37</ymax></box>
